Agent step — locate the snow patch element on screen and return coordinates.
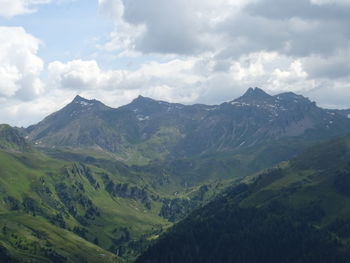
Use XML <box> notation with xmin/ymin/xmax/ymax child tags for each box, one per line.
<box><xmin>76</xmin><ymin>101</ymin><xmax>93</xmax><ymax>106</ymax></box>
<box><xmin>231</xmin><ymin>102</ymin><xmax>250</xmax><ymax>107</ymax></box>
<box><xmin>239</xmin><ymin>141</ymin><xmax>246</xmax><ymax>146</ymax></box>
<box><xmin>205</xmin><ymin>107</ymin><xmax>218</xmax><ymax>111</ymax></box>
<box><xmin>137</xmin><ymin>115</ymin><xmax>150</xmax><ymax>121</ymax></box>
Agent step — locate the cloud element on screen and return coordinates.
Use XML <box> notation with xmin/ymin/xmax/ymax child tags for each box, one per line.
<box><xmin>48</xmin><ymin>60</ymin><xmax>103</xmax><ymax>90</ymax></box>
<box><xmin>97</xmin><ymin>0</ymin><xmax>350</xmax><ymax>91</ymax></box>
<box><xmin>121</xmin><ymin>0</ymin><xmax>205</xmax><ymax>54</ymax></box>
<box><xmin>245</xmin><ymin>0</ymin><xmax>350</xmax><ymax>22</ymax></box>
<box><xmin>217</xmin><ymin>0</ymin><xmax>350</xmax><ymax>58</ymax></box>
<box><xmin>98</xmin><ymin>0</ymin><xmax>350</xmax><ymax>59</ymax></box>
<box><xmin>98</xmin><ymin>0</ymin><xmax>124</xmax><ymax>21</ymax></box>
<box><xmin>302</xmin><ymin>48</ymin><xmax>350</xmax><ymax>79</ymax></box>
<box><xmin>98</xmin><ymin>0</ymin><xmax>253</xmax><ymax>55</ymax></box>
<box><xmin>310</xmin><ymin>0</ymin><xmax>350</xmax><ymax>6</ymax></box>
<box><xmin>47</xmin><ymin>58</ymin><xmax>204</xmax><ymax>100</ymax></box>
<box><xmin>0</xmin><ymin>0</ymin><xmax>52</xmax><ymax>18</ymax></box>
<box><xmin>0</xmin><ymin>27</ymin><xmax>44</xmax><ymax>100</ymax></box>
<box><xmin>305</xmin><ymin>78</ymin><xmax>350</xmax><ymax>109</ymax></box>
<box><xmin>47</xmin><ymin>51</ymin><xmax>317</xmax><ymax>105</ymax></box>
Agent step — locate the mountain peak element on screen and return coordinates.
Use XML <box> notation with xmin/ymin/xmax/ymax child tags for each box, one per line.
<box><xmin>70</xmin><ymin>95</ymin><xmax>109</xmax><ymax>109</ymax></box>
<box><xmin>132</xmin><ymin>95</ymin><xmax>156</xmax><ymax>104</ymax></box>
<box><xmin>72</xmin><ymin>95</ymin><xmax>91</xmax><ymax>103</ymax></box>
<box><xmin>233</xmin><ymin>87</ymin><xmax>272</xmax><ymax>104</ymax></box>
<box><xmin>242</xmin><ymin>87</ymin><xmax>271</xmax><ymax>99</ymax></box>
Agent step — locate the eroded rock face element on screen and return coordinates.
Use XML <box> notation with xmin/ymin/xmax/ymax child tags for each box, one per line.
<box><xmin>101</xmin><ymin>173</ymin><xmax>152</xmax><ymax>209</ymax></box>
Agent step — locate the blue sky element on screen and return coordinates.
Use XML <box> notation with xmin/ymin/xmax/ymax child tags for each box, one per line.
<box><xmin>0</xmin><ymin>1</ymin><xmax>112</xmax><ymax>65</ymax></box>
<box><xmin>0</xmin><ymin>0</ymin><xmax>350</xmax><ymax>126</ymax></box>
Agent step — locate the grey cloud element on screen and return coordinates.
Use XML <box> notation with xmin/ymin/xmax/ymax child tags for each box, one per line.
<box><xmin>216</xmin><ymin>13</ymin><xmax>290</xmax><ymax>59</ymax></box>
<box><xmin>217</xmin><ymin>9</ymin><xmax>350</xmax><ymax>59</ymax></box>
<box><xmin>106</xmin><ymin>0</ymin><xmax>350</xmax><ymax>74</ymax></box>
<box><xmin>213</xmin><ymin>60</ymin><xmax>232</xmax><ymax>72</ymax></box>
<box><xmin>245</xmin><ymin>0</ymin><xmax>350</xmax><ymax>21</ymax></box>
<box><xmin>303</xmin><ymin>51</ymin><xmax>350</xmax><ymax>79</ymax></box>
<box><xmin>240</xmin><ymin>0</ymin><xmax>350</xmax><ymax>57</ymax></box>
<box><xmin>121</xmin><ymin>0</ymin><xmax>207</xmax><ymax>54</ymax></box>
<box><xmin>305</xmin><ymin>80</ymin><xmax>350</xmax><ymax>109</ymax></box>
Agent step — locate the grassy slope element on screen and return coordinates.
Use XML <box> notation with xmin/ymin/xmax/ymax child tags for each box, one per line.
<box><xmin>0</xmin><ymin>146</ymin><xmax>236</xmax><ymax>261</ymax></box>
<box><xmin>0</xmin><ymin>213</ymin><xmax>120</xmax><ymax>263</ymax></box>
<box><xmin>136</xmin><ymin>134</ymin><xmax>350</xmax><ymax>263</ymax></box>
<box><xmin>0</xmin><ymin>150</ymin><xmax>169</xmax><ymax>262</ymax></box>
<box><xmin>239</xmin><ymin>135</ymin><xmax>350</xmax><ymax>219</ymax></box>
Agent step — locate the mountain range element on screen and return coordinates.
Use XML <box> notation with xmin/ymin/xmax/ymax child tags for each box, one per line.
<box><xmin>24</xmin><ymin>87</ymin><xmax>350</xmax><ymax>163</ymax></box>
<box><xmin>1</xmin><ymin>87</ymin><xmax>350</xmax><ymax>262</ymax></box>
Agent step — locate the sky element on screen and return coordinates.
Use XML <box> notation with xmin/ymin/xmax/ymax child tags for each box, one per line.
<box><xmin>0</xmin><ymin>0</ymin><xmax>350</xmax><ymax>127</ymax></box>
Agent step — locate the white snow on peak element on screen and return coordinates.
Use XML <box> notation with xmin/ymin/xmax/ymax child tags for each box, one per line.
<box><xmin>205</xmin><ymin>107</ymin><xmax>218</xmax><ymax>111</ymax></box>
<box><xmin>231</xmin><ymin>101</ymin><xmax>250</xmax><ymax>106</ymax></box>
<box><xmin>76</xmin><ymin>101</ymin><xmax>93</xmax><ymax>106</ymax></box>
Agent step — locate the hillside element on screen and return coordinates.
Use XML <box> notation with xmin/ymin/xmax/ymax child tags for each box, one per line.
<box><xmin>0</xmin><ymin>124</ymin><xmax>29</xmax><ymax>151</ymax></box>
<box><xmin>0</xmin><ymin>144</ymin><xmax>229</xmax><ymax>261</ymax></box>
<box><xmin>136</xmin><ymin>134</ymin><xmax>350</xmax><ymax>263</ymax></box>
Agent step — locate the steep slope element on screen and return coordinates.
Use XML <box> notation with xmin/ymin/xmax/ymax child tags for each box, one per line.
<box><xmin>0</xmin><ymin>124</ymin><xmax>29</xmax><ymax>151</ymax></box>
<box><xmin>0</xmin><ymin>214</ymin><xmax>121</xmax><ymax>263</ymax></box>
<box><xmin>0</xmin><ymin>147</ymin><xmax>167</xmax><ymax>261</ymax></box>
<box><xmin>25</xmin><ymin>96</ymin><xmax>128</xmax><ymax>153</ymax></box>
<box><xmin>24</xmin><ymin>88</ymin><xmax>350</xmax><ymax>163</ymax></box>
<box><xmin>136</xmin><ymin>134</ymin><xmax>350</xmax><ymax>263</ymax></box>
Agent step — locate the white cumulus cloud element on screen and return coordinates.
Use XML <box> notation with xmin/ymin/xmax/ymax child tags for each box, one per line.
<box><xmin>0</xmin><ymin>27</ymin><xmax>44</xmax><ymax>100</ymax></box>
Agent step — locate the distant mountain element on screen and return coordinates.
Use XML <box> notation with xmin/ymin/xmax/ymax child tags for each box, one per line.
<box><xmin>177</xmin><ymin>88</ymin><xmax>350</xmax><ymax>155</ymax></box>
<box><xmin>0</xmin><ymin>124</ymin><xmax>29</xmax><ymax>151</ymax></box>
<box><xmin>136</xmin><ymin>134</ymin><xmax>350</xmax><ymax>263</ymax></box>
<box><xmin>24</xmin><ymin>88</ymin><xmax>350</xmax><ymax>163</ymax></box>
<box><xmin>25</xmin><ymin>95</ymin><xmax>129</xmax><ymax>153</ymax></box>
